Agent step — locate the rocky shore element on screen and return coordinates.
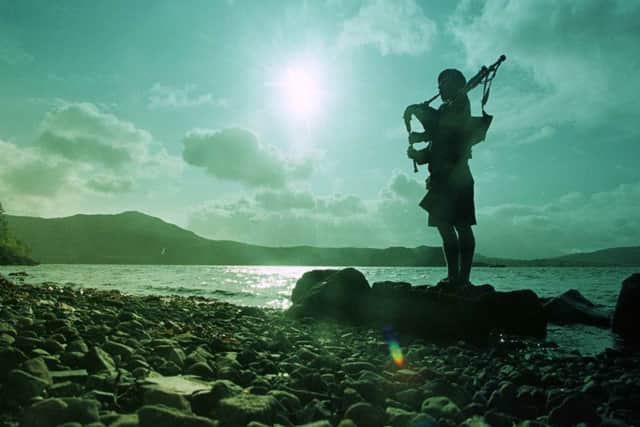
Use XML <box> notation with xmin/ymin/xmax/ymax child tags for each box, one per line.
<box><xmin>1</xmin><ymin>273</ymin><xmax>639</xmax><ymax>427</ymax></box>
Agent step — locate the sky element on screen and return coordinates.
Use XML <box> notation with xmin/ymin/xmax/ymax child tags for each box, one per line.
<box><xmin>1</xmin><ymin>0</ymin><xmax>639</xmax><ymax>259</ymax></box>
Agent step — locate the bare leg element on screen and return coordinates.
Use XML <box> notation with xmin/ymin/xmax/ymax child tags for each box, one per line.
<box><xmin>437</xmin><ymin>225</ymin><xmax>459</xmax><ymax>281</ymax></box>
<box><xmin>456</xmin><ymin>225</ymin><xmax>475</xmax><ymax>285</ymax></box>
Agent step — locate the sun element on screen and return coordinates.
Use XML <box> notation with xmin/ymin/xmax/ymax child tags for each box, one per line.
<box><xmin>269</xmin><ymin>63</ymin><xmax>326</xmax><ymax>123</ymax></box>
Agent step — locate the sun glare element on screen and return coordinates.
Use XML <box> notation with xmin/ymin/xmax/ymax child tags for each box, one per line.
<box><xmin>269</xmin><ymin>63</ymin><xmax>326</xmax><ymax>123</ymax></box>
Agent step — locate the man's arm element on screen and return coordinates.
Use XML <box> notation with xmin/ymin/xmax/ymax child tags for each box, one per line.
<box><xmin>407</xmin><ymin>145</ymin><xmax>431</xmax><ymax>165</ymax></box>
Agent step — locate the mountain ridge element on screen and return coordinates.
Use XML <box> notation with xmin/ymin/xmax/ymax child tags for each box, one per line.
<box><xmin>6</xmin><ymin>211</ymin><xmax>639</xmax><ymax>266</ymax></box>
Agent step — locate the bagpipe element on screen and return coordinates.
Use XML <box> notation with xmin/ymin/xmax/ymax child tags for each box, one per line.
<box><xmin>403</xmin><ymin>55</ymin><xmax>506</xmax><ymax>172</ymax></box>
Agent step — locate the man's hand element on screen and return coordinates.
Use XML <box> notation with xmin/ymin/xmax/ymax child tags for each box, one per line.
<box><xmin>408</xmin><ymin>131</ymin><xmax>426</xmax><ymax>144</ymax></box>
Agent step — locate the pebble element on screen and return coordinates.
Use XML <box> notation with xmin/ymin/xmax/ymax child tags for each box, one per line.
<box><xmin>0</xmin><ymin>274</ymin><xmax>639</xmax><ymax>427</ymax></box>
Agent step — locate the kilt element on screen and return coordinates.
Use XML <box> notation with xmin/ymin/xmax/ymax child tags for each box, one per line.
<box><xmin>419</xmin><ymin>170</ymin><xmax>476</xmax><ymax>227</ymax></box>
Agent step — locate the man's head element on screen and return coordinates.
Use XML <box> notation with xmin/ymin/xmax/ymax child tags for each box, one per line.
<box><xmin>438</xmin><ymin>69</ymin><xmax>466</xmax><ymax>101</ymax></box>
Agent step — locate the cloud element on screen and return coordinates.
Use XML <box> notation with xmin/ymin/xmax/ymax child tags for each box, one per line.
<box><xmin>338</xmin><ymin>0</ymin><xmax>438</xmax><ymax>56</ymax></box>
<box><xmin>449</xmin><ymin>0</ymin><xmax>640</xmax><ymax>133</ymax></box>
<box><xmin>148</xmin><ymin>83</ymin><xmax>228</xmax><ymax>109</ymax></box>
<box><xmin>0</xmin><ymin>103</ymin><xmax>181</xmax><ymax>202</ymax></box>
<box><xmin>0</xmin><ymin>139</ymin><xmax>71</xmax><ymax>197</ymax></box>
<box><xmin>182</xmin><ymin>127</ymin><xmax>311</xmax><ymax>188</ymax></box>
<box><xmin>187</xmin><ymin>167</ymin><xmax>640</xmax><ymax>258</ymax></box>
<box><xmin>187</xmin><ymin>171</ymin><xmax>430</xmax><ymax>248</ymax></box>
<box><xmin>476</xmin><ymin>182</ymin><xmax>640</xmax><ymax>258</ymax></box>
<box><xmin>36</xmin><ymin>103</ymin><xmax>153</xmax><ymax>170</ymax></box>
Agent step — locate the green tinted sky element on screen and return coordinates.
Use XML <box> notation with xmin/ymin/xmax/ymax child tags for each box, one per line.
<box><xmin>1</xmin><ymin>0</ymin><xmax>639</xmax><ymax>258</ymax></box>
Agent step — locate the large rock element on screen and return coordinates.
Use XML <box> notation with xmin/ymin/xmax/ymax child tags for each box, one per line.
<box><xmin>287</xmin><ymin>268</ymin><xmax>371</xmax><ymax>322</ymax></box>
<box><xmin>543</xmin><ymin>289</ymin><xmax>610</xmax><ymax>327</ymax></box>
<box><xmin>291</xmin><ymin>269</ymin><xmax>339</xmax><ymax>304</ymax></box>
<box><xmin>612</xmin><ymin>273</ymin><xmax>640</xmax><ymax>339</ymax></box>
<box><xmin>287</xmin><ymin>268</ymin><xmax>546</xmax><ymax>342</ymax></box>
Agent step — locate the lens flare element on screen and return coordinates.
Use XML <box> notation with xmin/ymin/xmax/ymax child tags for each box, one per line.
<box><xmin>383</xmin><ymin>325</ymin><xmax>405</xmax><ymax>367</ymax></box>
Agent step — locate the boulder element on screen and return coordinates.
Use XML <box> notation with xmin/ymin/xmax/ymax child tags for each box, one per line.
<box><xmin>291</xmin><ymin>269</ymin><xmax>339</xmax><ymax>303</ymax></box>
<box><xmin>612</xmin><ymin>273</ymin><xmax>640</xmax><ymax>339</ymax></box>
<box><xmin>287</xmin><ymin>268</ymin><xmax>371</xmax><ymax>322</ymax></box>
<box><xmin>543</xmin><ymin>289</ymin><xmax>610</xmax><ymax>327</ymax></box>
<box><xmin>287</xmin><ymin>268</ymin><xmax>547</xmax><ymax>342</ymax></box>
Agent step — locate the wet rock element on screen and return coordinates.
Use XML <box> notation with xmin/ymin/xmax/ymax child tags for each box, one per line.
<box><xmin>344</xmin><ymin>402</ymin><xmax>385</xmax><ymax>427</ymax></box>
<box><xmin>103</xmin><ymin>340</ymin><xmax>135</xmax><ymax>361</ymax></box>
<box><xmin>0</xmin><ymin>332</ymin><xmax>16</xmax><ymax>345</ymax></box>
<box><xmin>61</xmin><ymin>397</ymin><xmax>100</xmax><ymax>424</ymax></box>
<box><xmin>84</xmin><ymin>390</ymin><xmax>117</xmax><ymax>408</ymax></box>
<box><xmin>290</xmin><ymin>269</ymin><xmax>339</xmax><ymax>304</ymax></box>
<box><xmin>22</xmin><ymin>356</ymin><xmax>53</xmax><ymax>384</ymax></box>
<box><xmin>342</xmin><ymin>361</ymin><xmax>377</xmax><ymax>375</ymax></box>
<box><xmin>386</xmin><ymin>405</ymin><xmax>417</xmax><ymax>427</ymax></box>
<box><xmin>84</xmin><ymin>346</ymin><xmax>116</xmax><ymax>374</ymax></box>
<box><xmin>50</xmin><ymin>369</ymin><xmax>89</xmax><ymax>383</ymax></box>
<box><xmin>460</xmin><ymin>415</ymin><xmax>491</xmax><ymax>427</ymax></box>
<box><xmin>342</xmin><ymin>387</ymin><xmax>365</xmax><ymax>408</ymax></box>
<box><xmin>137</xmin><ymin>404</ymin><xmax>218</xmax><ymax>427</ymax></box>
<box><xmin>409</xmin><ymin>413</ymin><xmax>438</xmax><ymax>427</ymax></box>
<box><xmin>395</xmin><ymin>388</ymin><xmax>422</xmax><ymax>409</ymax></box>
<box><xmin>158</xmin><ymin>360</ymin><xmax>182</xmax><ymax>376</ymax></box>
<box><xmin>107</xmin><ymin>413</ymin><xmax>139</xmax><ymax>427</ymax></box>
<box><xmin>514</xmin><ymin>385</ymin><xmax>547</xmax><ymax>419</ymax></box>
<box><xmin>191</xmin><ymin>380</ymin><xmax>243</xmax><ymax>417</ymax></box>
<box><xmin>22</xmin><ymin>398</ymin><xmax>69</xmax><ymax>427</ymax></box>
<box><xmin>43</xmin><ymin>338</ymin><xmax>66</xmax><ymax>354</ymax></box>
<box><xmin>155</xmin><ymin>345</ymin><xmax>186</xmax><ymax>367</ymax></box>
<box><xmin>484</xmin><ymin>410</ymin><xmax>515</xmax><ymax>427</ymax></box>
<box><xmin>296</xmin><ymin>399</ymin><xmax>332</xmax><ymax>424</ymax></box>
<box><xmin>0</xmin><ymin>346</ymin><xmax>28</xmax><ymax>379</ymax></box>
<box><xmin>548</xmin><ymin>393</ymin><xmax>600</xmax><ymax>426</ymax></box>
<box><xmin>612</xmin><ymin>273</ymin><xmax>640</xmax><ymax>339</ymax></box>
<box><xmin>488</xmin><ymin>382</ymin><xmax>517</xmax><ymax>413</ymax></box>
<box><xmin>15</xmin><ymin>336</ymin><xmax>43</xmax><ymax>351</ymax></box>
<box><xmin>543</xmin><ymin>289</ymin><xmax>610</xmax><ymax>327</ymax></box>
<box><xmin>295</xmin><ymin>421</ymin><xmax>333</xmax><ymax>427</ymax></box>
<box><xmin>6</xmin><ymin>369</ymin><xmax>49</xmax><ymax>402</ymax></box>
<box><xmin>144</xmin><ymin>386</ymin><xmax>192</xmax><ymax>412</ymax></box>
<box><xmin>268</xmin><ymin>389</ymin><xmax>302</xmax><ymax>413</ymax></box>
<box><xmin>50</xmin><ymin>380</ymin><xmax>83</xmax><ymax>397</ymax></box>
<box><xmin>287</xmin><ymin>268</ymin><xmax>370</xmax><ymax>322</ymax></box>
<box><xmin>420</xmin><ymin>396</ymin><xmax>461</xmax><ymax>420</ymax></box>
<box><xmin>186</xmin><ymin>361</ymin><xmax>215</xmax><ymax>378</ymax></box>
<box><xmin>217</xmin><ymin>394</ymin><xmax>280</xmax><ymax>426</ymax></box>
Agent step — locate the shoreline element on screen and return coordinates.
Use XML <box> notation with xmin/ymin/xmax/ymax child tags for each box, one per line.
<box><xmin>1</xmin><ymin>275</ymin><xmax>639</xmax><ymax>426</ymax></box>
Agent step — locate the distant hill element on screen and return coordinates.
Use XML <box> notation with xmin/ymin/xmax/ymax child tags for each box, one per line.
<box><xmin>6</xmin><ymin>212</ymin><xmax>638</xmax><ymax>266</ymax></box>
<box><xmin>532</xmin><ymin>246</ymin><xmax>640</xmax><ymax>266</ymax></box>
<box><xmin>6</xmin><ymin>211</ymin><xmax>445</xmax><ymax>266</ymax></box>
<box><xmin>476</xmin><ymin>247</ymin><xmax>640</xmax><ymax>267</ymax></box>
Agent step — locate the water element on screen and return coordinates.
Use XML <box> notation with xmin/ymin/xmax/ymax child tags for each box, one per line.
<box><xmin>1</xmin><ymin>264</ymin><xmax>638</xmax><ymax>355</ymax></box>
